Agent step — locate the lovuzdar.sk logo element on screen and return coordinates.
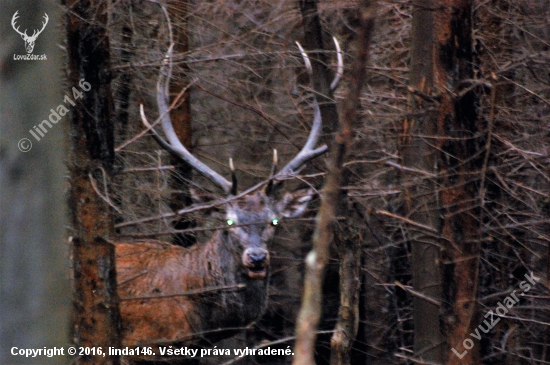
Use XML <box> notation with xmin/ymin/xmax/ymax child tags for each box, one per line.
<box><xmin>12</xmin><ymin>10</ymin><xmax>48</xmax><ymax>61</ymax></box>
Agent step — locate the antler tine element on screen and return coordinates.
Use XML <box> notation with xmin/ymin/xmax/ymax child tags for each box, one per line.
<box><xmin>331</xmin><ymin>37</ymin><xmax>343</xmax><ymax>91</ymax></box>
<box><xmin>229</xmin><ymin>158</ymin><xmax>238</xmax><ymax>195</ymax></box>
<box><xmin>274</xmin><ymin>41</ymin><xmax>341</xmax><ymax>180</ymax></box>
<box><xmin>275</xmin><ymin>98</ymin><xmax>327</xmax><ymax>178</ymax></box>
<box><xmin>271</xmin><ymin>149</ymin><xmax>278</xmax><ymax>176</ymax></box>
<box><xmin>265</xmin><ymin>149</ymin><xmax>279</xmax><ymax>196</ymax></box>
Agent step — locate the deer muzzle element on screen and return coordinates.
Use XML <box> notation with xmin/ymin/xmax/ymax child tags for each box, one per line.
<box><xmin>242</xmin><ymin>247</ymin><xmax>269</xmax><ymax>279</ymax></box>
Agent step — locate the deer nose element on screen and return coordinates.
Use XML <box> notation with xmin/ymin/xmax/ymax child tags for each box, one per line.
<box><xmin>243</xmin><ymin>248</ymin><xmax>270</xmax><ymax>268</ymax></box>
<box><xmin>243</xmin><ymin>248</ymin><xmax>270</xmax><ymax>279</ymax></box>
<box><xmin>248</xmin><ymin>252</ymin><xmax>267</xmax><ymax>264</ymax></box>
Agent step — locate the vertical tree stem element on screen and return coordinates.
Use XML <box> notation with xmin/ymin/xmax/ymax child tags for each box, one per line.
<box><xmin>65</xmin><ymin>1</ymin><xmax>120</xmax><ymax>363</ymax></box>
<box><xmin>292</xmin><ymin>1</ymin><xmax>376</xmax><ymax>364</ymax></box>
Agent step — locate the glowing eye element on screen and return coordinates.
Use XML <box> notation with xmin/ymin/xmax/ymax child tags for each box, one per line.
<box><xmin>226</xmin><ymin>219</ymin><xmax>235</xmax><ymax>226</ymax></box>
<box><xmin>270</xmin><ymin>218</ymin><xmax>279</xmax><ymax>226</ymax></box>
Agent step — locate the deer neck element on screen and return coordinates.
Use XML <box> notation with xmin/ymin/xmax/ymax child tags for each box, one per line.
<box><xmin>189</xmin><ymin>230</ymin><xmax>269</xmax><ymax>331</ymax></box>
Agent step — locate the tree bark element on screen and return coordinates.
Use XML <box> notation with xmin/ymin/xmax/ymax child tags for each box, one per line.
<box><xmin>297</xmin><ymin>3</ymin><xmax>342</xmax><ymax>363</ymax></box>
<box><xmin>65</xmin><ymin>1</ymin><xmax>121</xmax><ymax>364</ymax></box>
<box><xmin>329</xmin><ymin>3</ymin><xmax>376</xmax><ymax>365</ymax></box>
<box><xmin>329</xmin><ymin>232</ymin><xmax>361</xmax><ymax>365</ymax></box>
<box><xmin>402</xmin><ymin>0</ymin><xmax>445</xmax><ymax>362</ymax></box>
<box><xmin>434</xmin><ymin>2</ymin><xmax>481</xmax><ymax>364</ymax></box>
<box><xmin>298</xmin><ymin>0</ymin><xmax>340</xmax><ymax>140</ymax></box>
<box><xmin>167</xmin><ymin>0</ymin><xmax>196</xmax><ymax>247</ymax></box>
<box><xmin>293</xmin><ymin>1</ymin><xmax>375</xmax><ymax>364</ymax></box>
<box><xmin>403</xmin><ymin>1</ymin><xmax>480</xmax><ymax>363</ymax></box>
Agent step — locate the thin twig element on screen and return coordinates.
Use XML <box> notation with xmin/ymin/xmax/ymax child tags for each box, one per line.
<box><xmin>394</xmin><ymin>281</ymin><xmax>442</xmax><ymax>307</ymax></box>
<box><xmin>375</xmin><ymin>210</ymin><xmax>438</xmax><ymax>234</ymax></box>
<box><xmin>89</xmin><ymin>169</ymin><xmax>122</xmax><ymax>213</ymax></box>
<box><xmin>120</xmin><ymin>284</ymin><xmax>246</xmax><ymax>301</ymax></box>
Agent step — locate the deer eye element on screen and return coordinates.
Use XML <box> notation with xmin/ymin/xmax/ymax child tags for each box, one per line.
<box><xmin>226</xmin><ymin>219</ymin><xmax>235</xmax><ymax>226</ymax></box>
<box><xmin>270</xmin><ymin>218</ymin><xmax>279</xmax><ymax>226</ymax></box>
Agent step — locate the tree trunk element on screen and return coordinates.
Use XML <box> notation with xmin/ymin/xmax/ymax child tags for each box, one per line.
<box><xmin>65</xmin><ymin>1</ymin><xmax>121</xmax><ymax>364</ymax></box>
<box><xmin>329</xmin><ymin>216</ymin><xmax>362</xmax><ymax>365</ymax></box>
<box><xmin>401</xmin><ymin>0</ymin><xmax>445</xmax><ymax>362</ymax></box>
<box><xmin>293</xmin><ymin>1</ymin><xmax>375</xmax><ymax>364</ymax></box>
<box><xmin>435</xmin><ymin>1</ymin><xmax>481</xmax><ymax>364</ymax></box>
<box><xmin>297</xmin><ymin>2</ymin><xmax>342</xmax><ymax>363</ymax></box>
<box><xmin>403</xmin><ymin>1</ymin><xmax>480</xmax><ymax>363</ymax></box>
<box><xmin>167</xmin><ymin>0</ymin><xmax>196</xmax><ymax>247</ymax></box>
<box><xmin>298</xmin><ymin>0</ymin><xmax>340</xmax><ymax>140</ymax></box>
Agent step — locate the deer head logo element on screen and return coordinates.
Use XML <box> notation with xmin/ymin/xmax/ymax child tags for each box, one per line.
<box><xmin>11</xmin><ymin>11</ymin><xmax>49</xmax><ymax>54</ymax></box>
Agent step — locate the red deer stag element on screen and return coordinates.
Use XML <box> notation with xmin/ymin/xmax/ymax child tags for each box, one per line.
<box><xmin>115</xmin><ymin>39</ymin><xmax>342</xmax><ymax>353</ymax></box>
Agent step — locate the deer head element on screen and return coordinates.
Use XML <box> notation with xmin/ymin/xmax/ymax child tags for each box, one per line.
<box><xmin>11</xmin><ymin>11</ymin><xmax>49</xmax><ymax>54</ymax></box>
<box><xmin>188</xmin><ymin>180</ymin><xmax>315</xmax><ymax>280</ymax></box>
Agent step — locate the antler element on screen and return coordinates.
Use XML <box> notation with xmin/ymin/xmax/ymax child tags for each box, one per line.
<box><xmin>140</xmin><ymin>49</ymin><xmax>234</xmax><ymax>194</ymax></box>
<box><xmin>142</xmin><ymin>9</ymin><xmax>342</xmax><ymax>195</ymax></box>
<box><xmin>273</xmin><ymin>37</ymin><xmax>343</xmax><ymax>180</ymax></box>
<box><xmin>11</xmin><ymin>11</ymin><xmax>26</xmax><ymax>38</ymax></box>
<box><xmin>140</xmin><ymin>6</ymin><xmax>234</xmax><ymax>194</ymax></box>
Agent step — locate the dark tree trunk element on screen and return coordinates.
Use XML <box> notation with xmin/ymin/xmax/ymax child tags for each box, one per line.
<box><xmin>167</xmin><ymin>0</ymin><xmax>196</xmax><ymax>248</ymax></box>
<box><xmin>402</xmin><ymin>0</ymin><xmax>481</xmax><ymax>363</ymax></box>
<box><xmin>65</xmin><ymin>1</ymin><xmax>121</xmax><ymax>364</ymax></box>
<box><xmin>401</xmin><ymin>0</ymin><xmax>445</xmax><ymax>362</ymax></box>
<box><xmin>293</xmin><ymin>1</ymin><xmax>375</xmax><ymax>364</ymax></box>
<box><xmin>329</xmin><ymin>208</ymin><xmax>362</xmax><ymax>365</ymax></box>
<box><xmin>112</xmin><ymin>0</ymin><xmax>134</xmax><ymax>234</ymax></box>
<box><xmin>435</xmin><ymin>1</ymin><xmax>481</xmax><ymax>364</ymax></box>
<box><xmin>298</xmin><ymin>0</ymin><xmax>340</xmax><ymax>141</ymax></box>
<box><xmin>114</xmin><ymin>0</ymin><xmax>134</xmax><ymax>145</ymax></box>
<box><xmin>297</xmin><ymin>2</ymin><xmax>342</xmax><ymax>363</ymax></box>
<box><xmin>329</xmin><ymin>3</ymin><xmax>376</xmax><ymax>364</ymax></box>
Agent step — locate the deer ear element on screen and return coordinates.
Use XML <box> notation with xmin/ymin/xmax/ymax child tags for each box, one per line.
<box><xmin>277</xmin><ymin>188</ymin><xmax>314</xmax><ymax>218</ymax></box>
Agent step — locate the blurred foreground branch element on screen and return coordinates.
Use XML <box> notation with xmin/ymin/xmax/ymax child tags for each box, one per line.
<box><xmin>292</xmin><ymin>1</ymin><xmax>376</xmax><ymax>364</ymax></box>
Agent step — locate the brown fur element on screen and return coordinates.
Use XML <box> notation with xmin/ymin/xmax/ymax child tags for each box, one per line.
<box><xmin>116</xmin><ymin>235</ymin><xmax>267</xmax><ymax>347</ymax></box>
<box><xmin>116</xmin><ymin>189</ymin><xmax>312</xmax><ymax>349</ymax></box>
